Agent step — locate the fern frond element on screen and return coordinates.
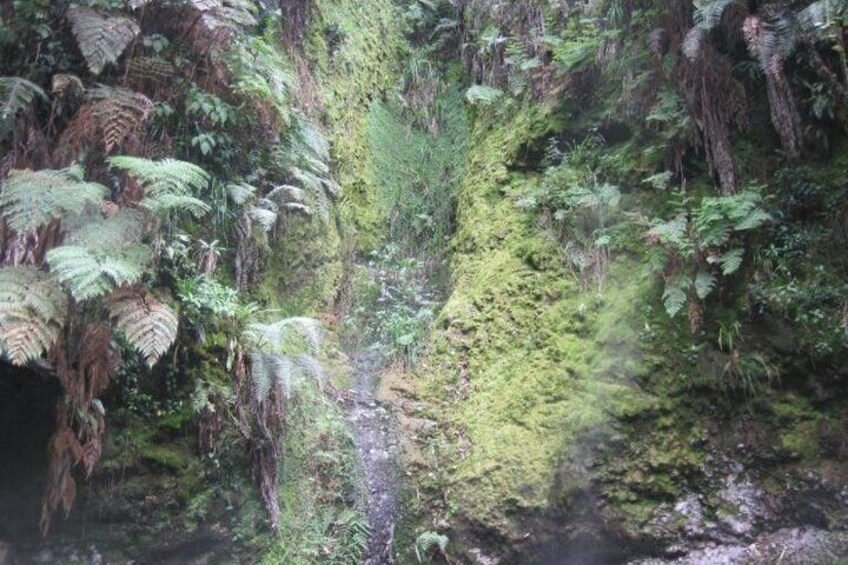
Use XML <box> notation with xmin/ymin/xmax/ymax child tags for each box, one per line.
<box><xmin>88</xmin><ymin>86</ymin><xmax>154</xmax><ymax>153</ymax></box>
<box><xmin>227</xmin><ymin>182</ymin><xmax>257</xmax><ymax>205</ymax></box>
<box><xmin>0</xmin><ymin>267</ymin><xmax>67</xmax><ymax>365</ymax></box>
<box><xmin>248</xmin><ymin>202</ymin><xmax>278</xmax><ymax>232</ymax></box>
<box><xmin>0</xmin><ymin>77</ymin><xmax>47</xmax><ymax>136</ymax></box>
<box><xmin>694</xmin><ymin>272</ymin><xmax>718</xmax><ymax>300</ymax></box>
<box><xmin>63</xmin><ymin>208</ymin><xmax>147</xmax><ymax>249</ymax></box>
<box><xmin>465</xmin><ymin>84</ymin><xmax>504</xmax><ymax>105</ymax></box>
<box><xmin>197</xmin><ymin>0</ymin><xmax>258</xmax><ymax>32</ymax></box>
<box><xmin>108</xmin><ymin>156</ymin><xmax>211</xmax><ymax>217</ymax></box>
<box><xmin>46</xmin><ymin>244</ymin><xmax>150</xmax><ymax>301</ymax></box>
<box><xmin>662</xmin><ymin>278</ymin><xmax>689</xmax><ymax>317</ymax></box>
<box><xmin>0</xmin><ymin>167</ymin><xmax>108</xmax><ymax>232</ymax></box>
<box><xmin>67</xmin><ymin>6</ymin><xmax>140</xmax><ymax>75</ymax></box>
<box><xmin>245</xmin><ymin>317</ymin><xmax>324</xmax><ymax>356</ymax></box>
<box><xmin>108</xmin><ymin>288</ymin><xmax>178</xmax><ymax>367</ymax></box>
<box><xmin>693</xmin><ymin>0</ymin><xmax>745</xmax><ymax>30</ymax></box>
<box><xmin>250</xmin><ymin>352</ymin><xmax>326</xmax><ymax>402</ymax></box>
<box><xmin>717</xmin><ymin>248</ymin><xmax>744</xmax><ymax>275</ymax></box>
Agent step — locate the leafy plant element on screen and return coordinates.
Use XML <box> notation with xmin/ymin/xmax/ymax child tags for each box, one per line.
<box><xmin>0</xmin><ymin>267</ymin><xmax>67</xmax><ymax>365</ymax></box>
<box><xmin>108</xmin><ymin>287</ymin><xmax>179</xmax><ymax>367</ymax></box>
<box><xmin>0</xmin><ymin>166</ymin><xmax>108</xmax><ymax>232</ymax></box>
<box><xmin>67</xmin><ymin>5</ymin><xmax>140</xmax><ymax>75</ymax></box>
<box><xmin>0</xmin><ymin>76</ymin><xmax>47</xmax><ymax>138</ymax></box>
<box><xmin>647</xmin><ymin>188</ymin><xmax>771</xmax><ymax>320</ymax></box>
<box><xmin>108</xmin><ymin>156</ymin><xmax>212</xmax><ymax>217</ymax></box>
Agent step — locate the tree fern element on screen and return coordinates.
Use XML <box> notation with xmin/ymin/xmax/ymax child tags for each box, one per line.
<box><xmin>0</xmin><ymin>166</ymin><xmax>108</xmax><ymax>232</ymax></box>
<box><xmin>67</xmin><ymin>6</ymin><xmax>140</xmax><ymax>75</ymax></box>
<box><xmin>0</xmin><ymin>77</ymin><xmax>47</xmax><ymax>137</ymax></box>
<box><xmin>0</xmin><ymin>267</ymin><xmax>67</xmax><ymax>365</ymax></box>
<box><xmin>108</xmin><ymin>156</ymin><xmax>211</xmax><ymax>217</ymax></box>
<box><xmin>46</xmin><ymin>244</ymin><xmax>150</xmax><ymax>302</ymax></box>
<box><xmin>108</xmin><ymin>288</ymin><xmax>178</xmax><ymax>367</ymax></box>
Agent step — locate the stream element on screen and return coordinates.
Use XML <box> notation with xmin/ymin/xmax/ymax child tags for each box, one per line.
<box><xmin>341</xmin><ymin>249</ymin><xmax>440</xmax><ymax>565</ymax></box>
<box><xmin>347</xmin><ymin>349</ymin><xmax>401</xmax><ymax>564</ymax></box>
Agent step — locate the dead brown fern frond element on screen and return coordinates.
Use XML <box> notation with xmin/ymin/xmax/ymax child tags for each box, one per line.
<box><xmin>56</xmin><ymin>85</ymin><xmax>153</xmax><ymax>161</ymax></box>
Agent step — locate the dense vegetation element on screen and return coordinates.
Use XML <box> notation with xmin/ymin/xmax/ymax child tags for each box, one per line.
<box><xmin>0</xmin><ymin>0</ymin><xmax>846</xmax><ymax>563</ymax></box>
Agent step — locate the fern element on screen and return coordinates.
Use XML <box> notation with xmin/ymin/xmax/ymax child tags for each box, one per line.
<box><xmin>662</xmin><ymin>277</ymin><xmax>689</xmax><ymax>318</ymax></box>
<box><xmin>63</xmin><ymin>209</ymin><xmax>146</xmax><ymax>250</ymax></box>
<box><xmin>415</xmin><ymin>531</ymin><xmax>449</xmax><ymax>563</ymax></box>
<box><xmin>250</xmin><ymin>352</ymin><xmax>325</xmax><ymax>401</ymax></box>
<box><xmin>46</xmin><ymin>244</ymin><xmax>150</xmax><ymax>302</ymax></box>
<box><xmin>0</xmin><ymin>77</ymin><xmax>47</xmax><ymax>137</ymax></box>
<box><xmin>108</xmin><ymin>288</ymin><xmax>178</xmax><ymax>367</ymax></box>
<box><xmin>694</xmin><ymin>272</ymin><xmax>718</xmax><ymax>300</ymax></box>
<box><xmin>67</xmin><ymin>6</ymin><xmax>140</xmax><ymax>75</ymax></box>
<box><xmin>0</xmin><ymin>267</ymin><xmax>67</xmax><ymax>365</ymax></box>
<box><xmin>88</xmin><ymin>86</ymin><xmax>154</xmax><ymax>153</ymax></box>
<box><xmin>717</xmin><ymin>247</ymin><xmax>744</xmax><ymax>275</ymax></box>
<box><xmin>196</xmin><ymin>0</ymin><xmax>258</xmax><ymax>32</ymax></box>
<box><xmin>694</xmin><ymin>189</ymin><xmax>770</xmax><ymax>247</ymax></box>
<box><xmin>246</xmin><ymin>317</ymin><xmax>326</xmax><ymax>402</ymax></box>
<box><xmin>0</xmin><ymin>166</ymin><xmax>108</xmax><ymax>232</ymax></box>
<box><xmin>245</xmin><ymin>317</ymin><xmax>324</xmax><ymax>356</ymax></box>
<box><xmin>108</xmin><ymin>156</ymin><xmax>211</xmax><ymax>217</ymax></box>
<box><xmin>465</xmin><ymin>84</ymin><xmax>504</xmax><ymax>105</ymax></box>
<box><xmin>693</xmin><ymin>0</ymin><xmax>745</xmax><ymax>30</ymax></box>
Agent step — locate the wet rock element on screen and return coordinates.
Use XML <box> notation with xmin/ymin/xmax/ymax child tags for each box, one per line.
<box><xmin>469</xmin><ymin>547</ymin><xmax>501</xmax><ymax>565</ymax></box>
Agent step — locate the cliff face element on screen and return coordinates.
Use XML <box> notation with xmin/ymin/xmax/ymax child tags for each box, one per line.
<box><xmin>3</xmin><ymin>1</ymin><xmax>848</xmax><ymax>564</ymax></box>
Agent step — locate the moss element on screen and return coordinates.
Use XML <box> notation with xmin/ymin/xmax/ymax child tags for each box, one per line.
<box><xmin>413</xmin><ymin>103</ymin><xmax>658</xmax><ymax>541</ymax></box>
<box><xmin>139</xmin><ymin>443</ymin><xmax>192</xmax><ymax>470</ymax></box>
<box><xmin>305</xmin><ymin>0</ymin><xmax>406</xmax><ymax>251</ymax></box>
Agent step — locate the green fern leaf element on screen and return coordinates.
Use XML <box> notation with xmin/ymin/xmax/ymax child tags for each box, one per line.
<box><xmin>245</xmin><ymin>317</ymin><xmax>324</xmax><ymax>356</ymax></box>
<box><xmin>0</xmin><ymin>267</ymin><xmax>67</xmax><ymax>365</ymax></box>
<box><xmin>694</xmin><ymin>272</ymin><xmax>718</xmax><ymax>300</ymax></box>
<box><xmin>718</xmin><ymin>248</ymin><xmax>744</xmax><ymax>275</ymax></box>
<box><xmin>108</xmin><ymin>288</ymin><xmax>178</xmax><ymax>367</ymax></box>
<box><xmin>67</xmin><ymin>6</ymin><xmax>140</xmax><ymax>75</ymax></box>
<box><xmin>108</xmin><ymin>156</ymin><xmax>211</xmax><ymax>217</ymax></box>
<box><xmin>465</xmin><ymin>84</ymin><xmax>503</xmax><ymax>105</ymax></box>
<box><xmin>0</xmin><ymin>77</ymin><xmax>47</xmax><ymax>137</ymax></box>
<box><xmin>0</xmin><ymin>167</ymin><xmax>108</xmax><ymax>231</ymax></box>
<box><xmin>662</xmin><ymin>279</ymin><xmax>689</xmax><ymax>317</ymax></box>
<box><xmin>46</xmin><ymin>244</ymin><xmax>150</xmax><ymax>301</ymax></box>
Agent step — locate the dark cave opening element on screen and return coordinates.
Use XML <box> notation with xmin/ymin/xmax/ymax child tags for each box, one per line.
<box><xmin>0</xmin><ymin>362</ymin><xmax>60</xmax><ymax>544</ymax></box>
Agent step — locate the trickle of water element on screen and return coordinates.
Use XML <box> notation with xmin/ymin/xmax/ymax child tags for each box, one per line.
<box><xmin>347</xmin><ymin>350</ymin><xmax>401</xmax><ymax>564</ymax></box>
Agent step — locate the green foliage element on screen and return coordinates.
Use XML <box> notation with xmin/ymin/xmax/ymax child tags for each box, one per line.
<box><xmin>108</xmin><ymin>156</ymin><xmax>212</xmax><ymax>217</ymax></box>
<box><xmin>46</xmin><ymin>243</ymin><xmax>150</xmax><ymax>301</ymax></box>
<box><xmin>0</xmin><ymin>77</ymin><xmax>47</xmax><ymax>138</ymax></box>
<box><xmin>108</xmin><ymin>288</ymin><xmax>179</xmax><ymax>368</ymax></box>
<box><xmin>465</xmin><ymin>84</ymin><xmax>503</xmax><ymax>105</ymax></box>
<box><xmin>67</xmin><ymin>5</ymin><xmax>140</xmax><ymax>75</ymax></box>
<box><xmin>367</xmin><ymin>89</ymin><xmax>469</xmax><ymax>252</ymax></box>
<box><xmin>246</xmin><ymin>317</ymin><xmax>326</xmax><ymax>402</ymax></box>
<box><xmin>647</xmin><ymin>188</ymin><xmax>771</xmax><ymax>317</ymax></box>
<box><xmin>0</xmin><ymin>166</ymin><xmax>108</xmax><ymax>232</ymax></box>
<box><xmin>415</xmin><ymin>531</ymin><xmax>449</xmax><ymax>562</ymax></box>
<box><xmin>0</xmin><ymin>267</ymin><xmax>67</xmax><ymax>365</ymax></box>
